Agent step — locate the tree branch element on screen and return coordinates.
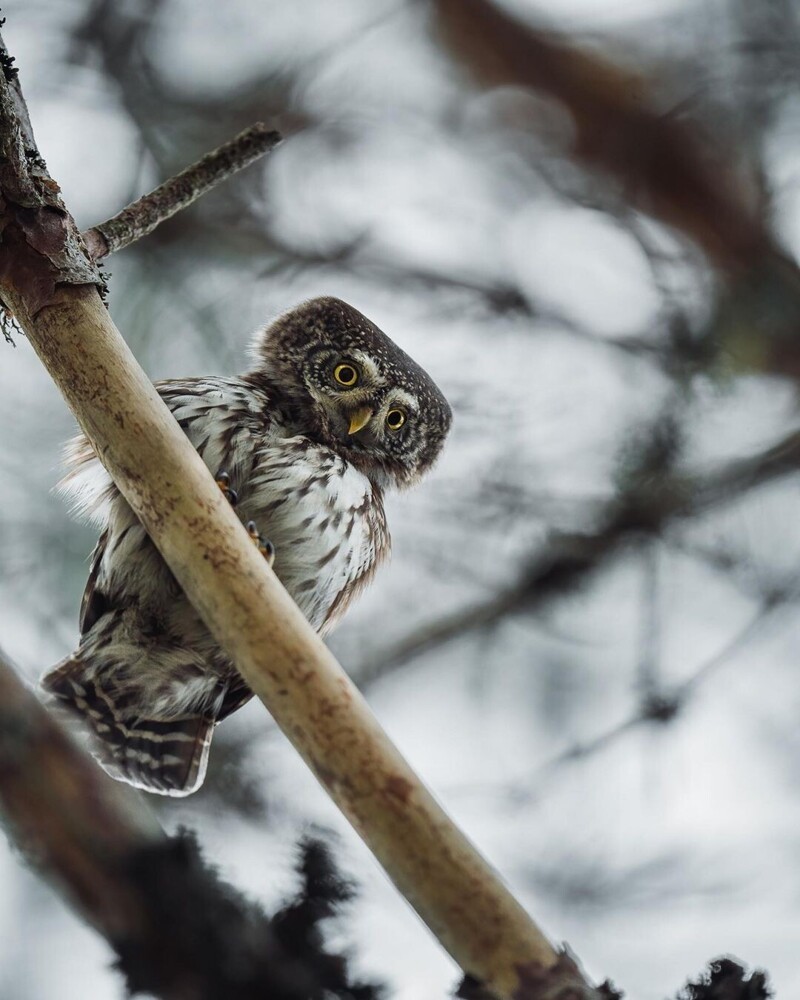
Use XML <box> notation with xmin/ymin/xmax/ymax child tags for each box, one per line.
<box><xmin>0</xmin><ymin>32</ymin><xmax>611</xmax><ymax>1000</ymax></box>
<box><xmin>0</xmin><ymin>650</ymin><xmax>382</xmax><ymax>999</ymax></box>
<box><xmin>433</xmin><ymin>0</ymin><xmax>800</xmax><ymax>380</ymax></box>
<box><xmin>81</xmin><ymin>123</ymin><xmax>282</xmax><ymax>259</ymax></box>
<box><xmin>0</xmin><ymin>649</ymin><xmax>162</xmax><ymax>940</ymax></box>
<box><xmin>359</xmin><ymin>425</ymin><xmax>800</xmax><ymax>681</ymax></box>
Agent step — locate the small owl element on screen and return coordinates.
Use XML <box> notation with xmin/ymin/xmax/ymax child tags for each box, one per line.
<box><xmin>41</xmin><ymin>297</ymin><xmax>451</xmax><ymax>796</ymax></box>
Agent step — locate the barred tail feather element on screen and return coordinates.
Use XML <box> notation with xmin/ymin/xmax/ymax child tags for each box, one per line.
<box><xmin>40</xmin><ymin>655</ymin><xmax>220</xmax><ymax>797</ymax></box>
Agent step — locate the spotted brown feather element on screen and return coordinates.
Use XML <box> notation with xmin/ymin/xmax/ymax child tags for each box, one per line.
<box><xmin>41</xmin><ymin>297</ymin><xmax>451</xmax><ymax>796</ymax></box>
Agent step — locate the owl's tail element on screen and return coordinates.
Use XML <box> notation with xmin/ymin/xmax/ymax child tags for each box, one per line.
<box><xmin>40</xmin><ymin>654</ymin><xmax>220</xmax><ymax>797</ymax></box>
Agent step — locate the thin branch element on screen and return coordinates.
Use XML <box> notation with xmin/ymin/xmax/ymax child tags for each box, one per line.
<box><xmin>434</xmin><ymin>0</ymin><xmax>770</xmax><ymax>271</ymax></box>
<box><xmin>684</xmin><ymin>428</ymin><xmax>800</xmax><ymax>508</ymax></box>
<box><xmin>0</xmin><ymin>32</ymin><xmax>610</xmax><ymax>1000</ymax></box>
<box><xmin>534</xmin><ymin>593</ymin><xmax>787</xmax><ymax>780</ymax></box>
<box><xmin>81</xmin><ymin>123</ymin><xmax>282</xmax><ymax>259</ymax></box>
<box><xmin>636</xmin><ymin>544</ymin><xmax>662</xmax><ymax>702</ymax></box>
<box><xmin>359</xmin><ymin>426</ymin><xmax>800</xmax><ymax>681</ymax></box>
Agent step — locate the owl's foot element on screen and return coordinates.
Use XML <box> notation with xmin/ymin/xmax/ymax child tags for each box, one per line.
<box><xmin>215</xmin><ymin>469</ymin><xmax>238</xmax><ymax>507</ymax></box>
<box><xmin>216</xmin><ymin>471</ymin><xmax>274</xmax><ymax>565</ymax></box>
<box><xmin>247</xmin><ymin>520</ymin><xmax>276</xmax><ymax>566</ymax></box>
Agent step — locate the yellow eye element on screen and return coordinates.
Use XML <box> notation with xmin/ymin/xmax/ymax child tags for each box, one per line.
<box><xmin>333</xmin><ymin>363</ymin><xmax>359</xmax><ymax>387</ymax></box>
<box><xmin>386</xmin><ymin>408</ymin><xmax>406</xmax><ymax>430</ymax></box>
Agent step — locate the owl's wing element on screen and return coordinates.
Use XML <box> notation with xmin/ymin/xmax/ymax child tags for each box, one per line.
<box><xmin>64</xmin><ymin>377</ymin><xmax>259</xmax><ymax>635</ymax></box>
<box><xmin>320</xmin><ymin>509</ymin><xmax>392</xmax><ymax>634</ymax></box>
<box><xmin>216</xmin><ymin>677</ymin><xmax>254</xmax><ymax>722</ymax></box>
<box><xmin>60</xmin><ymin>377</ymin><xmax>265</xmax><ymax>525</ymax></box>
<box><xmin>320</xmin><ymin>557</ymin><xmax>382</xmax><ymax>634</ymax></box>
<box><xmin>158</xmin><ymin>377</ymin><xmax>267</xmax><ymax>487</ymax></box>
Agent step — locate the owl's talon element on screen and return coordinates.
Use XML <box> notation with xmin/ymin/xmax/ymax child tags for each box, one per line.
<box><xmin>247</xmin><ymin>520</ymin><xmax>275</xmax><ymax>566</ymax></box>
<box><xmin>215</xmin><ymin>469</ymin><xmax>238</xmax><ymax>507</ymax></box>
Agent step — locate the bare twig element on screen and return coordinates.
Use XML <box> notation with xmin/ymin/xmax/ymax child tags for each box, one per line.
<box><xmin>82</xmin><ymin>123</ymin><xmax>282</xmax><ymax>259</ymax></box>
<box><xmin>533</xmin><ymin>592</ymin><xmax>788</xmax><ymax>782</ymax></box>
<box><xmin>359</xmin><ymin>425</ymin><xmax>800</xmax><ymax>682</ymax></box>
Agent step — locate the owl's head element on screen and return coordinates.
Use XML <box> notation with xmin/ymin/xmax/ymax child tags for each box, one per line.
<box><xmin>250</xmin><ymin>297</ymin><xmax>452</xmax><ymax>490</ymax></box>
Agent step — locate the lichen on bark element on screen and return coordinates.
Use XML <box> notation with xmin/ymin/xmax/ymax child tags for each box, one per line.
<box><xmin>0</xmin><ymin>31</ymin><xmax>104</xmax><ymax>322</ymax></box>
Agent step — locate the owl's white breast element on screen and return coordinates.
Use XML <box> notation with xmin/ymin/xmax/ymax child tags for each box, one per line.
<box><xmin>242</xmin><ymin>435</ymin><xmax>388</xmax><ymax>632</ymax></box>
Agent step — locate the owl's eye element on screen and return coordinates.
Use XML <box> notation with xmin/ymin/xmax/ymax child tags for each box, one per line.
<box><xmin>386</xmin><ymin>408</ymin><xmax>406</xmax><ymax>431</ymax></box>
<box><xmin>333</xmin><ymin>363</ymin><xmax>359</xmax><ymax>387</ymax></box>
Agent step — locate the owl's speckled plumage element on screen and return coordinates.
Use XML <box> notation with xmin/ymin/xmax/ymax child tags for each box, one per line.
<box><xmin>41</xmin><ymin>297</ymin><xmax>451</xmax><ymax>796</ymax></box>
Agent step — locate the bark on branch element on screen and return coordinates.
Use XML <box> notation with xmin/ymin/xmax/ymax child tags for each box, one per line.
<box><xmin>0</xmin><ymin>33</ymin><xmax>612</xmax><ymax>1000</ymax></box>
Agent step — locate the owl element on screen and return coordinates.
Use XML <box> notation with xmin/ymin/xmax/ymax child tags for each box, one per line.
<box><xmin>41</xmin><ymin>297</ymin><xmax>451</xmax><ymax>797</ymax></box>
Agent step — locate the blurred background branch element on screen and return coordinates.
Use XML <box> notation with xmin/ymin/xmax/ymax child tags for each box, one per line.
<box><xmin>0</xmin><ymin>650</ymin><xmax>379</xmax><ymax>1000</ymax></box>
<box><xmin>0</xmin><ymin>648</ymin><xmax>161</xmax><ymax>938</ymax></box>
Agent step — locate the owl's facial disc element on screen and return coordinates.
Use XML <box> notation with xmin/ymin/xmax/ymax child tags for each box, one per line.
<box><xmin>302</xmin><ymin>348</ymin><xmax>384</xmax><ymax>442</ymax></box>
<box><xmin>303</xmin><ymin>350</ymin><xmax>435</xmax><ymax>487</ymax></box>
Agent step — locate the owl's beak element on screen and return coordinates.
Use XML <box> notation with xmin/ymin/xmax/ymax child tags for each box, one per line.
<box><xmin>347</xmin><ymin>407</ymin><xmax>373</xmax><ymax>436</ymax></box>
